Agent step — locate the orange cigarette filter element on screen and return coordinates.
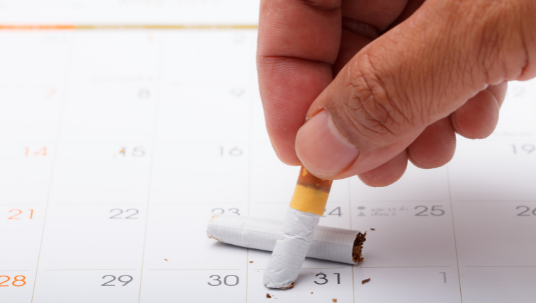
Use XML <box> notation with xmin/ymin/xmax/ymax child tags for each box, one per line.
<box><xmin>289</xmin><ymin>166</ymin><xmax>333</xmax><ymax>216</ymax></box>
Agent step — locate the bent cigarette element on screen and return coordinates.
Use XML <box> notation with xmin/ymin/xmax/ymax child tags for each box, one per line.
<box><xmin>207</xmin><ymin>214</ymin><xmax>366</xmax><ymax>264</ymax></box>
<box><xmin>264</xmin><ymin>167</ymin><xmax>334</xmax><ymax>289</ymax></box>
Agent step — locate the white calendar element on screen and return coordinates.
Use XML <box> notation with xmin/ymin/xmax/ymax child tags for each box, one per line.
<box><xmin>1</xmin><ymin>1</ymin><xmax>536</xmax><ymax>302</ymax></box>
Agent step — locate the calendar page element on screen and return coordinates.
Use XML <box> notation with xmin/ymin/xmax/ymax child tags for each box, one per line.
<box><xmin>1</xmin><ymin>1</ymin><xmax>536</xmax><ymax>302</ymax></box>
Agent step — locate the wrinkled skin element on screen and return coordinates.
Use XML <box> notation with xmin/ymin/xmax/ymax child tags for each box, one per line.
<box><xmin>257</xmin><ymin>0</ymin><xmax>536</xmax><ymax>186</ymax></box>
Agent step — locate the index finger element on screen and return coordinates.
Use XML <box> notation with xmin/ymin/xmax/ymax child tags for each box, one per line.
<box><xmin>257</xmin><ymin>0</ymin><xmax>342</xmax><ymax>165</ymax></box>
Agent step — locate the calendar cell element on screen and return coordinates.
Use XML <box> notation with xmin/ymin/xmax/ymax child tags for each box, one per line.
<box><xmin>157</xmin><ymin>86</ymin><xmax>249</xmax><ymax>143</ymax></box>
<box><xmin>161</xmin><ymin>31</ymin><xmax>250</xmax><ymax>88</ymax></box>
<box><xmin>0</xmin><ymin>86</ymin><xmax>62</xmax><ymax>143</ymax></box>
<box><xmin>33</xmin><ymin>270</ymin><xmax>139</xmax><ymax>303</ymax></box>
<box><xmin>0</xmin><ymin>205</ymin><xmax>45</xmax><ymax>270</ymax></box>
<box><xmin>140</xmin><ymin>269</ymin><xmax>246</xmax><ymax>303</ymax></box>
<box><xmin>350</xmin><ymin>202</ymin><xmax>457</xmax><ymax>268</ymax></box>
<box><xmin>0</xmin><ymin>145</ymin><xmax>55</xmax><ymax>203</ymax></box>
<box><xmin>247</xmin><ymin>267</ymin><xmax>353</xmax><ymax>303</ymax></box>
<box><xmin>50</xmin><ymin>144</ymin><xmax>152</xmax><ymax>204</ymax></box>
<box><xmin>37</xmin><ymin>205</ymin><xmax>146</xmax><ymax>270</ymax></box>
<box><xmin>143</xmin><ymin>204</ymin><xmax>247</xmax><ymax>270</ymax></box>
<box><xmin>453</xmin><ymin>201</ymin><xmax>536</xmax><ymax>267</ymax></box>
<box><xmin>61</xmin><ymin>85</ymin><xmax>156</xmax><ymax>144</ymax></box>
<box><xmin>0</xmin><ymin>32</ymin><xmax>69</xmax><ymax>86</ymax></box>
<box><xmin>449</xmin><ymin>137</ymin><xmax>536</xmax><ymax>201</ymax></box>
<box><xmin>151</xmin><ymin>143</ymin><xmax>248</xmax><ymax>204</ymax></box>
<box><xmin>0</xmin><ymin>271</ymin><xmax>34</xmax><ymax>303</ymax></box>
<box><xmin>354</xmin><ymin>267</ymin><xmax>461</xmax><ymax>303</ymax></box>
<box><xmin>460</xmin><ymin>267</ymin><xmax>536</xmax><ymax>303</ymax></box>
<box><xmin>69</xmin><ymin>32</ymin><xmax>158</xmax><ymax>85</ymax></box>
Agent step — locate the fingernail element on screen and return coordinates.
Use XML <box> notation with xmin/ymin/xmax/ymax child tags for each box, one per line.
<box><xmin>296</xmin><ymin>110</ymin><xmax>359</xmax><ymax>177</ymax></box>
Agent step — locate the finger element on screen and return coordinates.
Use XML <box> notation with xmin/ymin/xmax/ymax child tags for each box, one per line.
<box><xmin>488</xmin><ymin>82</ymin><xmax>508</xmax><ymax>108</ymax></box>
<box><xmin>296</xmin><ymin>0</ymin><xmax>535</xmax><ymax>179</ymax></box>
<box><xmin>333</xmin><ymin>0</ymin><xmax>408</xmax><ymax>74</ymax></box>
<box><xmin>257</xmin><ymin>0</ymin><xmax>341</xmax><ymax>165</ymax></box>
<box><xmin>451</xmin><ymin>88</ymin><xmax>500</xmax><ymax>139</ymax></box>
<box><xmin>358</xmin><ymin>150</ymin><xmax>408</xmax><ymax>187</ymax></box>
<box><xmin>407</xmin><ymin>117</ymin><xmax>456</xmax><ymax>169</ymax></box>
<box><xmin>387</xmin><ymin>0</ymin><xmax>425</xmax><ymax>31</ymax></box>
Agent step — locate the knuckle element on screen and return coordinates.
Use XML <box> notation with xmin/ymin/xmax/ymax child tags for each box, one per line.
<box><xmin>470</xmin><ymin>1</ymin><xmax>534</xmax><ymax>82</ymax></box>
<box><xmin>334</xmin><ymin>55</ymin><xmax>416</xmax><ymax>142</ymax></box>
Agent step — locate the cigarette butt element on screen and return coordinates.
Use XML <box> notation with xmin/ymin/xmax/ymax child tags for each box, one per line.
<box><xmin>207</xmin><ymin>214</ymin><xmax>366</xmax><ymax>264</ymax></box>
<box><xmin>263</xmin><ymin>167</ymin><xmax>335</xmax><ymax>289</ymax></box>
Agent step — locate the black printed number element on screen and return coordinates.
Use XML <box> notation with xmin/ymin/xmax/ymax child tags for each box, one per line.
<box><xmin>511</xmin><ymin>144</ymin><xmax>535</xmax><ymax>155</ymax></box>
<box><xmin>314</xmin><ymin>273</ymin><xmax>340</xmax><ymax>285</ymax></box>
<box><xmin>101</xmin><ymin>275</ymin><xmax>133</xmax><ymax>286</ymax></box>
<box><xmin>517</xmin><ymin>206</ymin><xmax>536</xmax><ymax>216</ymax></box>
<box><xmin>219</xmin><ymin>147</ymin><xmax>243</xmax><ymax>157</ymax></box>
<box><xmin>415</xmin><ymin>206</ymin><xmax>445</xmax><ymax>216</ymax></box>
<box><xmin>208</xmin><ymin>275</ymin><xmax>239</xmax><ymax>286</ymax></box>
<box><xmin>110</xmin><ymin>209</ymin><xmax>139</xmax><ymax>219</ymax></box>
<box><xmin>325</xmin><ymin>207</ymin><xmax>342</xmax><ymax>217</ymax></box>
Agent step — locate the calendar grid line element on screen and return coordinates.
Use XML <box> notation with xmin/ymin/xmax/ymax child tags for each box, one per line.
<box><xmin>29</xmin><ymin>39</ymin><xmax>73</xmax><ymax>303</ymax></box>
<box><xmin>136</xmin><ymin>38</ymin><xmax>164</xmax><ymax>303</ymax></box>
<box><xmin>347</xmin><ymin>178</ymin><xmax>356</xmax><ymax>303</ymax></box>
<box><xmin>245</xmin><ymin>34</ymin><xmax>258</xmax><ymax>303</ymax></box>
<box><xmin>446</xmin><ymin>164</ymin><xmax>464</xmax><ymax>303</ymax></box>
<box><xmin>465</xmin><ymin>266</ymin><xmax>536</xmax><ymax>268</ymax></box>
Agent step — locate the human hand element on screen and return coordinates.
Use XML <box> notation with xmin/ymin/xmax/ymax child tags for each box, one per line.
<box><xmin>257</xmin><ymin>0</ymin><xmax>535</xmax><ymax>186</ymax></box>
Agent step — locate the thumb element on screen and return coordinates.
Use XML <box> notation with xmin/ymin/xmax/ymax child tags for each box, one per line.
<box><xmin>295</xmin><ymin>0</ymin><xmax>536</xmax><ymax>179</ymax></box>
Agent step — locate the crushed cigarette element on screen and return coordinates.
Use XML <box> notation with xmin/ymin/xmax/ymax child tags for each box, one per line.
<box><xmin>164</xmin><ymin>259</ymin><xmax>168</xmax><ymax>261</ymax></box>
<box><xmin>362</xmin><ymin>278</ymin><xmax>371</xmax><ymax>285</ymax></box>
<box><xmin>266</xmin><ymin>293</ymin><xmax>272</xmax><ymax>298</ymax></box>
<box><xmin>207</xmin><ymin>214</ymin><xmax>366</xmax><ymax>265</ymax></box>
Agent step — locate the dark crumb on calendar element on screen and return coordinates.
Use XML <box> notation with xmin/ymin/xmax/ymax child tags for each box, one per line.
<box><xmin>164</xmin><ymin>259</ymin><xmax>168</xmax><ymax>261</ymax></box>
<box><xmin>362</xmin><ymin>278</ymin><xmax>371</xmax><ymax>285</ymax></box>
<box><xmin>250</xmin><ymin>261</ymin><xmax>253</xmax><ymax>263</ymax></box>
<box><xmin>332</xmin><ymin>299</ymin><xmax>337</xmax><ymax>302</ymax></box>
<box><xmin>311</xmin><ymin>292</ymin><xmax>313</xmax><ymax>294</ymax></box>
<box><xmin>266</xmin><ymin>293</ymin><xmax>272</xmax><ymax>298</ymax></box>
<box><xmin>371</xmin><ymin>228</ymin><xmax>375</xmax><ymax>230</ymax></box>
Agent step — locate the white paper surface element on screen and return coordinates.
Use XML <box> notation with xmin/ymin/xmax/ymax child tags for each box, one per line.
<box><xmin>1</xmin><ymin>1</ymin><xmax>536</xmax><ymax>302</ymax></box>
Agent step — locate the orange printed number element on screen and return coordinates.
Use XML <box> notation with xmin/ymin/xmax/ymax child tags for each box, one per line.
<box><xmin>8</xmin><ymin>209</ymin><xmax>33</xmax><ymax>220</ymax></box>
<box><xmin>0</xmin><ymin>276</ymin><xmax>8</xmax><ymax>287</ymax></box>
<box><xmin>24</xmin><ymin>147</ymin><xmax>47</xmax><ymax>157</ymax></box>
<box><xmin>0</xmin><ymin>275</ymin><xmax>25</xmax><ymax>287</ymax></box>
<box><xmin>13</xmin><ymin>276</ymin><xmax>26</xmax><ymax>287</ymax></box>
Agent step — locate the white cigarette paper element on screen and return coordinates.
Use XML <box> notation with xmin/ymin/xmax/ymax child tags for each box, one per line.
<box><xmin>207</xmin><ymin>211</ymin><xmax>365</xmax><ymax>265</ymax></box>
<box><xmin>263</xmin><ymin>208</ymin><xmax>320</xmax><ymax>288</ymax></box>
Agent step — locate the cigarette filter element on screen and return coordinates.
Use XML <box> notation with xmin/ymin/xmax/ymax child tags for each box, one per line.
<box><xmin>207</xmin><ymin>214</ymin><xmax>366</xmax><ymax>264</ymax></box>
<box><xmin>264</xmin><ymin>167</ymin><xmax>334</xmax><ymax>289</ymax></box>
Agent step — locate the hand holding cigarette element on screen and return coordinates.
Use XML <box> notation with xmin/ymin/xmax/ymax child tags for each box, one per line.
<box><xmin>257</xmin><ymin>0</ymin><xmax>536</xmax><ymax>185</ymax></box>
